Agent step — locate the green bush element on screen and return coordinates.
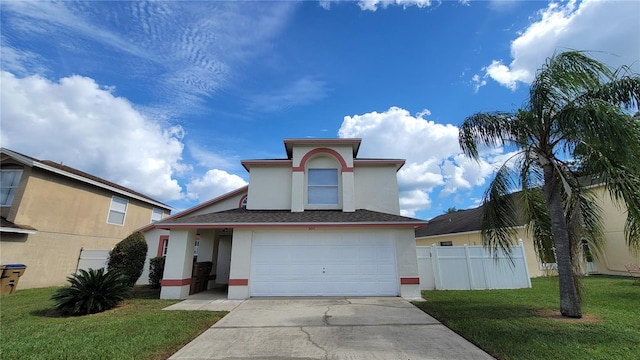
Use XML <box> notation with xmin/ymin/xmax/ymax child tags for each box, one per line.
<box><xmin>148</xmin><ymin>256</ymin><xmax>166</xmax><ymax>289</ymax></box>
<box><xmin>51</xmin><ymin>268</ymin><xmax>131</xmax><ymax>315</ymax></box>
<box><xmin>107</xmin><ymin>232</ymin><xmax>148</xmax><ymax>287</ymax></box>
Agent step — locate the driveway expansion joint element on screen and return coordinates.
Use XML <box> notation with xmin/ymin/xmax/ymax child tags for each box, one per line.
<box><xmin>214</xmin><ymin>323</ymin><xmax>442</xmax><ymax>329</ymax></box>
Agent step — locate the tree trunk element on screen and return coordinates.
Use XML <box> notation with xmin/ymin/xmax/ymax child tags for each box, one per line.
<box><xmin>543</xmin><ymin>164</ymin><xmax>582</xmax><ymax>318</ymax></box>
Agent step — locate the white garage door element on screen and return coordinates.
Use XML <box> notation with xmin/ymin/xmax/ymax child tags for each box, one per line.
<box><xmin>250</xmin><ymin>229</ymin><xmax>398</xmax><ymax>296</ymax></box>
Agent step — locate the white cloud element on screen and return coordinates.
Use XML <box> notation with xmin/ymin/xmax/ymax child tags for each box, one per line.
<box><xmin>483</xmin><ymin>0</ymin><xmax>640</xmax><ymax>89</ymax></box>
<box><xmin>357</xmin><ymin>0</ymin><xmax>434</xmax><ymax>12</ymax></box>
<box><xmin>338</xmin><ymin>106</ymin><xmax>507</xmax><ymax>216</ymax></box>
<box><xmin>186</xmin><ymin>169</ymin><xmax>247</xmax><ymax>202</ymax></box>
<box><xmin>0</xmin><ymin>71</ymin><xmax>187</xmax><ymax>201</ymax></box>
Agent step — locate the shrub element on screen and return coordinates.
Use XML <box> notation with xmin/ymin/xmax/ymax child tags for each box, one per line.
<box><xmin>51</xmin><ymin>268</ymin><xmax>131</xmax><ymax>315</ymax></box>
<box><xmin>107</xmin><ymin>232</ymin><xmax>148</xmax><ymax>287</ymax></box>
<box><xmin>149</xmin><ymin>256</ymin><xmax>166</xmax><ymax>289</ymax></box>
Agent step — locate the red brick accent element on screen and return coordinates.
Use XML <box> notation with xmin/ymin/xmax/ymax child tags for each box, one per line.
<box><xmin>400</xmin><ymin>277</ymin><xmax>420</xmax><ymax>285</ymax></box>
<box><xmin>161</xmin><ymin>278</ymin><xmax>191</xmax><ymax>286</ymax></box>
<box><xmin>228</xmin><ymin>278</ymin><xmax>249</xmax><ymax>286</ymax></box>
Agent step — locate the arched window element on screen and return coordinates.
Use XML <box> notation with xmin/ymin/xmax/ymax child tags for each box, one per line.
<box><xmin>305</xmin><ymin>154</ymin><xmax>341</xmax><ymax>209</ymax></box>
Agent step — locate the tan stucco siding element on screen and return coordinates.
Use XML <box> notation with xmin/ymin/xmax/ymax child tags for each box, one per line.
<box><xmin>2</xmin><ymin>168</ymin><xmax>169</xmax><ymax>289</ymax></box>
<box><xmin>0</xmin><ymin>232</ymin><xmax>121</xmax><ymax>288</ymax></box>
<box><xmin>416</xmin><ymin>228</ymin><xmax>546</xmax><ymax>278</ymax></box>
<box><xmin>13</xmin><ymin>168</ymin><xmax>164</xmax><ymax>238</ymax></box>
<box><xmin>353</xmin><ymin>166</ymin><xmax>401</xmax><ymax>215</ymax></box>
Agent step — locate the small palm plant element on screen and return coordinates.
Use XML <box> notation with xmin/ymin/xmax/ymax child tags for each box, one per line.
<box><xmin>51</xmin><ymin>268</ymin><xmax>131</xmax><ymax>315</ymax></box>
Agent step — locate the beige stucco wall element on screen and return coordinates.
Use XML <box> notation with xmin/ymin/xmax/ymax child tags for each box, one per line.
<box><xmin>246</xmin><ymin>165</ymin><xmax>292</xmax><ymax>210</ymax></box>
<box><xmin>354</xmin><ymin>166</ymin><xmax>401</xmax><ymax>215</ymax></box>
<box><xmin>189</xmin><ymin>191</ymin><xmax>247</xmax><ymax>216</ymax></box>
<box><xmin>416</xmin><ymin>228</ymin><xmax>547</xmax><ymax>278</ymax></box>
<box><xmin>1</xmin><ymin>167</ymin><xmax>169</xmax><ymax>289</ymax></box>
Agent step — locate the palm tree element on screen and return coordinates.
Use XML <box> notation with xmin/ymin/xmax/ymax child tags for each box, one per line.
<box><xmin>458</xmin><ymin>51</ymin><xmax>640</xmax><ymax>318</ymax></box>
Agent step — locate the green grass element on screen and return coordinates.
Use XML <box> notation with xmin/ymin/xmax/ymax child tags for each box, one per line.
<box><xmin>0</xmin><ymin>286</ymin><xmax>225</xmax><ymax>360</ymax></box>
<box><xmin>414</xmin><ymin>275</ymin><xmax>640</xmax><ymax>360</ymax></box>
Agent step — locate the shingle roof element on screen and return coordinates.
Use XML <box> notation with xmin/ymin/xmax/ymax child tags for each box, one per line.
<box><xmin>415</xmin><ymin>193</ymin><xmax>530</xmax><ymax>238</ymax></box>
<box><xmin>415</xmin><ymin>207</ymin><xmax>484</xmax><ymax>237</ymax></box>
<box><xmin>156</xmin><ymin>208</ymin><xmax>426</xmax><ymax>228</ymax></box>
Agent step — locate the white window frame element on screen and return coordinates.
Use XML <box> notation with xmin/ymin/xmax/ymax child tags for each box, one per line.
<box><xmin>151</xmin><ymin>208</ymin><xmax>163</xmax><ymax>223</ymax></box>
<box><xmin>107</xmin><ymin>196</ymin><xmax>128</xmax><ymax>225</ymax></box>
<box><xmin>0</xmin><ymin>169</ymin><xmax>23</xmax><ymax>207</ymax></box>
<box><xmin>306</xmin><ymin>168</ymin><xmax>340</xmax><ymax>208</ymax></box>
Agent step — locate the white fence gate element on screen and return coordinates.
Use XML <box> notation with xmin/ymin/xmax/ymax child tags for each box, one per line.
<box><xmin>417</xmin><ymin>240</ymin><xmax>531</xmax><ymax>290</ymax></box>
<box><xmin>75</xmin><ymin>248</ymin><xmax>110</xmax><ymax>273</ymax></box>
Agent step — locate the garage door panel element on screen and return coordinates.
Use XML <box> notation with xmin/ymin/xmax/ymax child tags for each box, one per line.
<box><xmin>250</xmin><ymin>230</ymin><xmax>398</xmax><ymax>297</ymax></box>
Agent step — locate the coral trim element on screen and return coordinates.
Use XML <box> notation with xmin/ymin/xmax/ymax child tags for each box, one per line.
<box><xmin>292</xmin><ymin>148</ymin><xmax>353</xmax><ymax>172</ymax></box>
<box><xmin>228</xmin><ymin>278</ymin><xmax>249</xmax><ymax>286</ymax></box>
<box><xmin>400</xmin><ymin>277</ymin><xmax>420</xmax><ymax>285</ymax></box>
<box><xmin>161</xmin><ymin>278</ymin><xmax>191</xmax><ymax>286</ymax></box>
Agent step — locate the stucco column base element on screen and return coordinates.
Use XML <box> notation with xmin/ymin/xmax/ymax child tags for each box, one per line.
<box><xmin>160</xmin><ymin>284</ymin><xmax>190</xmax><ymax>299</ymax></box>
<box><xmin>400</xmin><ymin>284</ymin><xmax>422</xmax><ymax>300</ymax></box>
<box><xmin>228</xmin><ymin>285</ymin><xmax>249</xmax><ymax>300</ymax></box>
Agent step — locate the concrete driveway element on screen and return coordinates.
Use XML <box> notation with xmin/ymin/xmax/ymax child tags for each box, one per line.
<box><xmin>169</xmin><ymin>297</ymin><xmax>493</xmax><ymax>360</ymax></box>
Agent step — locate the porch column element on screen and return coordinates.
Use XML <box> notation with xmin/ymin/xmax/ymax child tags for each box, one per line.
<box><xmin>160</xmin><ymin>229</ymin><xmax>196</xmax><ymax>299</ymax></box>
<box><xmin>395</xmin><ymin>228</ymin><xmax>422</xmax><ymax>300</ymax></box>
<box><xmin>228</xmin><ymin>229</ymin><xmax>252</xmax><ymax>299</ymax></box>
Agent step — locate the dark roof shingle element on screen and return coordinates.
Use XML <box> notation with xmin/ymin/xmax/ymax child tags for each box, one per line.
<box><xmin>158</xmin><ymin>208</ymin><xmax>426</xmax><ymax>227</ymax></box>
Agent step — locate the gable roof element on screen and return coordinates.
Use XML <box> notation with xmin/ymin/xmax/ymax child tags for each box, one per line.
<box><xmin>136</xmin><ymin>185</ymin><xmax>249</xmax><ymax>232</ymax></box>
<box><xmin>155</xmin><ymin>208</ymin><xmax>427</xmax><ymax>230</ymax></box>
<box><xmin>0</xmin><ymin>148</ymin><xmax>172</xmax><ymax>210</ymax></box>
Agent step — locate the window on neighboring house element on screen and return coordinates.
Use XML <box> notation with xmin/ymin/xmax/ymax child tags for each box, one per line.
<box><xmin>0</xmin><ymin>169</ymin><xmax>23</xmax><ymax>206</ymax></box>
<box><xmin>107</xmin><ymin>196</ymin><xmax>128</xmax><ymax>225</ymax></box>
<box><xmin>151</xmin><ymin>208</ymin><xmax>163</xmax><ymax>223</ymax></box>
<box><xmin>307</xmin><ymin>168</ymin><xmax>339</xmax><ymax>205</ymax></box>
<box><xmin>439</xmin><ymin>241</ymin><xmax>453</xmax><ymax>246</ymax></box>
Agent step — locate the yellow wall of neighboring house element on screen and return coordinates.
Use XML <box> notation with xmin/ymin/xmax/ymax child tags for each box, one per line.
<box><xmin>592</xmin><ymin>186</ymin><xmax>640</xmax><ymax>275</ymax></box>
<box><xmin>1</xmin><ymin>167</ymin><xmax>169</xmax><ymax>289</ymax></box>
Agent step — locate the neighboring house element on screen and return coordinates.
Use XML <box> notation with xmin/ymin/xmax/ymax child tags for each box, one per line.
<box><xmin>144</xmin><ymin>138</ymin><xmax>426</xmax><ymax>300</ymax></box>
<box><xmin>0</xmin><ymin>148</ymin><xmax>172</xmax><ymax>289</ymax></box>
<box><xmin>415</xmin><ymin>184</ymin><xmax>639</xmax><ymax>278</ymax></box>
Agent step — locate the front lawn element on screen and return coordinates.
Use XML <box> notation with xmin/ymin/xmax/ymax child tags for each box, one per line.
<box><xmin>414</xmin><ymin>275</ymin><xmax>640</xmax><ymax>360</ymax></box>
<box><xmin>0</xmin><ymin>286</ymin><xmax>225</xmax><ymax>360</ymax></box>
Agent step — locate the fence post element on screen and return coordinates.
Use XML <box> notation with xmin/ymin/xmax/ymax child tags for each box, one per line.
<box><xmin>431</xmin><ymin>244</ymin><xmax>441</xmax><ymax>290</ymax></box>
<box><xmin>519</xmin><ymin>239</ymin><xmax>532</xmax><ymax>288</ymax></box>
<box><xmin>463</xmin><ymin>244</ymin><xmax>474</xmax><ymax>290</ymax></box>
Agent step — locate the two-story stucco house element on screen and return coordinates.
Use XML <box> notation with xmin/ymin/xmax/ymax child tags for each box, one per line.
<box><xmin>0</xmin><ymin>148</ymin><xmax>172</xmax><ymax>289</ymax></box>
<box><xmin>144</xmin><ymin>138</ymin><xmax>426</xmax><ymax>300</ymax></box>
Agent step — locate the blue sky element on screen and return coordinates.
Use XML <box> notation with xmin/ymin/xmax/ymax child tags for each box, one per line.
<box><xmin>1</xmin><ymin>0</ymin><xmax>639</xmax><ymax>220</ymax></box>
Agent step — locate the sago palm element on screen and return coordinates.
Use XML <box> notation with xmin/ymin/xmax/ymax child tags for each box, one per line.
<box><xmin>51</xmin><ymin>268</ymin><xmax>131</xmax><ymax>315</ymax></box>
<box><xmin>458</xmin><ymin>51</ymin><xmax>640</xmax><ymax>318</ymax></box>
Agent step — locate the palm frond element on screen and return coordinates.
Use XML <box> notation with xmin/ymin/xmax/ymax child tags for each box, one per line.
<box><xmin>458</xmin><ymin>112</ymin><xmax>519</xmax><ymax>160</ymax></box>
<box><xmin>480</xmin><ymin>164</ymin><xmax>520</xmax><ymax>259</ymax></box>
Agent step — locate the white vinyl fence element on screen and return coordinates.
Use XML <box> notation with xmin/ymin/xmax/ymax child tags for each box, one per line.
<box><xmin>417</xmin><ymin>240</ymin><xmax>531</xmax><ymax>290</ymax></box>
<box><xmin>75</xmin><ymin>248</ymin><xmax>110</xmax><ymax>273</ymax></box>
